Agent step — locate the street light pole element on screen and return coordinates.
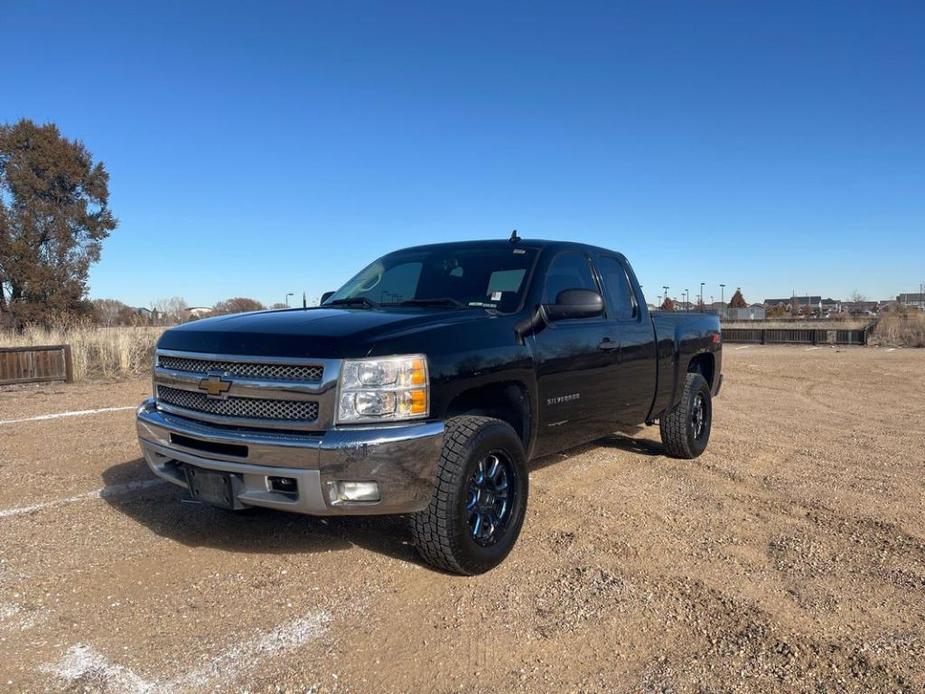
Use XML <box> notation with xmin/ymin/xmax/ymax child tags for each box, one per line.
<box><xmin>285</xmin><ymin>292</ymin><xmax>294</xmax><ymax>307</ymax></box>
<box><xmin>720</xmin><ymin>283</ymin><xmax>726</xmax><ymax>320</ymax></box>
<box><xmin>700</xmin><ymin>282</ymin><xmax>705</xmax><ymax>310</ymax></box>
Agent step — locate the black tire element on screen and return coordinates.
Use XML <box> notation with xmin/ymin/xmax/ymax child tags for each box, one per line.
<box><xmin>410</xmin><ymin>416</ymin><xmax>528</xmax><ymax>575</ymax></box>
<box><xmin>659</xmin><ymin>372</ymin><xmax>712</xmax><ymax>459</ymax></box>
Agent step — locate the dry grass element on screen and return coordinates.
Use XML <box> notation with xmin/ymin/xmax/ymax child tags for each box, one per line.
<box><xmin>871</xmin><ymin>313</ymin><xmax>925</xmax><ymax>347</ymax></box>
<box><xmin>0</xmin><ymin>325</ymin><xmax>163</xmax><ymax>381</ymax></box>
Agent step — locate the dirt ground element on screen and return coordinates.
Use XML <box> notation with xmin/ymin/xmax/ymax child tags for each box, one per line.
<box><xmin>1</xmin><ymin>346</ymin><xmax>923</xmax><ymax>693</ymax></box>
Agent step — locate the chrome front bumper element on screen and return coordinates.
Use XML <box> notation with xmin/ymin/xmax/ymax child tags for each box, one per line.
<box><xmin>136</xmin><ymin>398</ymin><xmax>444</xmax><ymax>515</ymax></box>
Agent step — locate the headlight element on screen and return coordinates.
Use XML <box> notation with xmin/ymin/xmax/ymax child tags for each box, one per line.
<box><xmin>336</xmin><ymin>355</ymin><xmax>429</xmax><ymax>423</ymax></box>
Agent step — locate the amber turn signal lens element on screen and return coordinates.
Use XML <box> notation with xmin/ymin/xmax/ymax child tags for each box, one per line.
<box><xmin>410</xmin><ymin>359</ymin><xmax>426</xmax><ymax>386</ymax></box>
<box><xmin>410</xmin><ymin>389</ymin><xmax>427</xmax><ymax>414</ymax></box>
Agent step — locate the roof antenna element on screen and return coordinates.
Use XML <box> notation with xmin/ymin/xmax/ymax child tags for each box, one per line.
<box><xmin>509</xmin><ymin>229</ymin><xmax>520</xmax><ymax>244</ymax></box>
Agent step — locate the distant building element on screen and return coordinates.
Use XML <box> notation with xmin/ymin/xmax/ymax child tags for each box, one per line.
<box><xmin>186</xmin><ymin>307</ymin><xmax>213</xmax><ymax>318</ymax></box>
<box><xmin>898</xmin><ymin>293</ymin><xmax>925</xmax><ymax>310</ymax></box>
<box><xmin>764</xmin><ymin>296</ymin><xmax>823</xmax><ymax>313</ymax></box>
<box><xmin>726</xmin><ymin>304</ymin><xmax>767</xmax><ymax>321</ymax></box>
<box><xmin>841</xmin><ymin>301</ymin><xmax>880</xmax><ymax>315</ymax></box>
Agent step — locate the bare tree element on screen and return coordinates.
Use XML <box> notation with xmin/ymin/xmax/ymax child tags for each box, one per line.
<box><xmin>92</xmin><ymin>298</ymin><xmax>129</xmax><ymax>326</ymax></box>
<box><xmin>152</xmin><ymin>297</ymin><xmax>188</xmax><ymax>324</ymax></box>
<box><xmin>212</xmin><ymin>297</ymin><xmax>265</xmax><ymax>315</ymax></box>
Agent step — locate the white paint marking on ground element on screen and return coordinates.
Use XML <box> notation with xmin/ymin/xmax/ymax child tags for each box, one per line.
<box><xmin>46</xmin><ymin>644</ymin><xmax>153</xmax><ymax>694</ymax></box>
<box><xmin>1</xmin><ymin>602</ymin><xmax>45</xmax><ymax>632</ymax></box>
<box><xmin>886</xmin><ymin>348</ymin><xmax>896</xmax><ymax>352</ymax></box>
<box><xmin>172</xmin><ymin>611</ymin><xmax>330</xmax><ymax>690</ymax></box>
<box><xmin>0</xmin><ymin>479</ymin><xmax>165</xmax><ymax>519</ymax></box>
<box><xmin>0</xmin><ymin>405</ymin><xmax>135</xmax><ymax>426</ymax></box>
<box><xmin>805</xmin><ymin>346</ymin><xmax>820</xmax><ymax>351</ymax></box>
<box><xmin>45</xmin><ymin>611</ymin><xmax>331</xmax><ymax>693</ymax></box>
<box><xmin>734</xmin><ymin>345</ymin><xmax>750</xmax><ymax>350</ymax></box>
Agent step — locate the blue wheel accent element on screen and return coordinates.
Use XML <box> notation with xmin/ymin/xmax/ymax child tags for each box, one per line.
<box><xmin>466</xmin><ymin>450</ymin><xmax>516</xmax><ymax>546</ymax></box>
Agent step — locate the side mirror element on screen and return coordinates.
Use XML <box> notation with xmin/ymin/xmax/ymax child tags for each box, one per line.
<box><xmin>320</xmin><ymin>290</ymin><xmax>335</xmax><ymax>304</ymax></box>
<box><xmin>543</xmin><ymin>289</ymin><xmax>604</xmax><ymax>321</ymax></box>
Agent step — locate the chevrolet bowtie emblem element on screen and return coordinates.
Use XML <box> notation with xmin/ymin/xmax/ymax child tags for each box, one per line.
<box><xmin>198</xmin><ymin>373</ymin><xmax>232</xmax><ymax>399</ymax></box>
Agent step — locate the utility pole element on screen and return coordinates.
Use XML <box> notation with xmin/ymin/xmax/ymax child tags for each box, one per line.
<box><xmin>662</xmin><ymin>286</ymin><xmax>669</xmax><ymax>307</ymax></box>
<box><xmin>684</xmin><ymin>289</ymin><xmax>689</xmax><ymax>312</ymax></box>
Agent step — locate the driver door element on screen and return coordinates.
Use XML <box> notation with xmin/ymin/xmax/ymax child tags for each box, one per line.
<box><xmin>530</xmin><ymin>250</ymin><xmax>621</xmax><ymax>456</ymax></box>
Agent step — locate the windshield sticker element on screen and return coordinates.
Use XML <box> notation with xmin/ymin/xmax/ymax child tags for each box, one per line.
<box><xmin>491</xmin><ymin>291</ymin><xmax>502</xmax><ymax>301</ymax></box>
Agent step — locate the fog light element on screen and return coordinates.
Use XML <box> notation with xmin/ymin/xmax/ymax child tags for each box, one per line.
<box><xmin>332</xmin><ymin>481</ymin><xmax>381</xmax><ymax>502</ymax></box>
<box><xmin>268</xmin><ymin>476</ymin><xmax>297</xmax><ymax>494</ymax></box>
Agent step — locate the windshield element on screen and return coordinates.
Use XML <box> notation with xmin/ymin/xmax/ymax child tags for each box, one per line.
<box><xmin>325</xmin><ymin>244</ymin><xmax>538</xmax><ymax>313</ymax></box>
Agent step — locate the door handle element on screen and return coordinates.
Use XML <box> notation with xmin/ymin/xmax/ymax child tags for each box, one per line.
<box><xmin>598</xmin><ymin>338</ymin><xmax>619</xmax><ymax>351</ymax></box>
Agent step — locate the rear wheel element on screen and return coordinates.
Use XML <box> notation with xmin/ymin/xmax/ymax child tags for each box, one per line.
<box><xmin>659</xmin><ymin>372</ymin><xmax>712</xmax><ymax>459</ymax></box>
<box><xmin>410</xmin><ymin>416</ymin><xmax>528</xmax><ymax>575</ymax></box>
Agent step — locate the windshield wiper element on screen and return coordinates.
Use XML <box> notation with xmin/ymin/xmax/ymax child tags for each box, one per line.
<box><xmin>326</xmin><ymin>297</ymin><xmax>380</xmax><ymax>308</ymax></box>
<box><xmin>397</xmin><ymin>298</ymin><xmax>469</xmax><ymax>309</ymax></box>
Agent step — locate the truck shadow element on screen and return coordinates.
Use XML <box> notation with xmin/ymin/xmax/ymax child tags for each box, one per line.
<box><xmin>101</xmin><ymin>458</ymin><xmax>424</xmax><ymax>567</ymax></box>
<box><xmin>103</xmin><ymin>434</ymin><xmax>661</xmax><ymax>567</ymax></box>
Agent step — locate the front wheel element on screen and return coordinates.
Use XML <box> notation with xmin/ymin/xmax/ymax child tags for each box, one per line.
<box><xmin>659</xmin><ymin>372</ymin><xmax>713</xmax><ymax>459</ymax></box>
<box><xmin>410</xmin><ymin>416</ymin><xmax>528</xmax><ymax>575</ymax></box>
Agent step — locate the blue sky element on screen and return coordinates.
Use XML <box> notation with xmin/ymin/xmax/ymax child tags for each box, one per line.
<box><xmin>3</xmin><ymin>1</ymin><xmax>923</xmax><ymax>307</ymax></box>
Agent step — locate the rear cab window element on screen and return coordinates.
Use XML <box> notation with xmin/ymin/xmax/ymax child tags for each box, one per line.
<box><xmin>595</xmin><ymin>255</ymin><xmax>638</xmax><ymax>320</ymax></box>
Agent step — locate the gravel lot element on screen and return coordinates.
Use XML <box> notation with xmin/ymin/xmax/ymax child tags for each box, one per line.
<box><xmin>1</xmin><ymin>346</ymin><xmax>923</xmax><ymax>692</ymax></box>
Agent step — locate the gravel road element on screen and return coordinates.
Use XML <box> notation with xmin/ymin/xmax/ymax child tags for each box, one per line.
<box><xmin>1</xmin><ymin>346</ymin><xmax>923</xmax><ymax>692</ymax></box>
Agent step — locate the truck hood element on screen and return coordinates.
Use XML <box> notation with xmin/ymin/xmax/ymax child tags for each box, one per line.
<box><xmin>156</xmin><ymin>307</ymin><xmax>489</xmax><ymax>358</ymax></box>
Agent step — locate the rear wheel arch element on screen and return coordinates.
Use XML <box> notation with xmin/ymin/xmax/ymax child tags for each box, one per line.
<box><xmin>687</xmin><ymin>352</ymin><xmax>715</xmax><ymax>390</ymax></box>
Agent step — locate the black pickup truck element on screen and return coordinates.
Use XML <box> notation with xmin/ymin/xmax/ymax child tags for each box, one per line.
<box><xmin>137</xmin><ymin>238</ymin><xmax>722</xmax><ymax>574</ymax></box>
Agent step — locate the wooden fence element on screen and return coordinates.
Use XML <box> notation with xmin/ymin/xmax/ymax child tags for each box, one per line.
<box><xmin>722</xmin><ymin>328</ymin><xmax>868</xmax><ymax>346</ymax></box>
<box><xmin>0</xmin><ymin>345</ymin><xmax>73</xmax><ymax>385</ymax></box>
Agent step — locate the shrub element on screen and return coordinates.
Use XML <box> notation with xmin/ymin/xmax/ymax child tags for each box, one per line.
<box><xmin>871</xmin><ymin>313</ymin><xmax>925</xmax><ymax>347</ymax></box>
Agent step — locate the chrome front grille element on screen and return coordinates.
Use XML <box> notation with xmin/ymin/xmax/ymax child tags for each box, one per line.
<box><xmin>153</xmin><ymin>350</ymin><xmax>339</xmax><ymax>431</ymax></box>
<box><xmin>157</xmin><ymin>355</ymin><xmax>323</xmax><ymax>382</ymax></box>
<box><xmin>157</xmin><ymin>385</ymin><xmax>319</xmax><ymax>423</ymax></box>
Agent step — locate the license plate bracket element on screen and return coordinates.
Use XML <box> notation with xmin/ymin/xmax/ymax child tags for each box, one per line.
<box><xmin>185</xmin><ymin>466</ymin><xmax>236</xmax><ymax>509</ymax></box>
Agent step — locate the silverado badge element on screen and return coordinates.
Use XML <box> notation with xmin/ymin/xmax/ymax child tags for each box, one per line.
<box><xmin>198</xmin><ymin>373</ymin><xmax>232</xmax><ymax>399</ymax></box>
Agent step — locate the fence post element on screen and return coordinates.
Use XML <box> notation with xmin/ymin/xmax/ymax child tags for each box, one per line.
<box><xmin>760</xmin><ymin>329</ymin><xmax>766</xmax><ymax>345</ymax></box>
<box><xmin>63</xmin><ymin>344</ymin><xmax>74</xmax><ymax>383</ymax></box>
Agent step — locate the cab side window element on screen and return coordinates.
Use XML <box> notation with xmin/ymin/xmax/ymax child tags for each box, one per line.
<box><xmin>542</xmin><ymin>252</ymin><xmax>598</xmax><ymax>304</ymax></box>
<box><xmin>597</xmin><ymin>256</ymin><xmax>636</xmax><ymax>320</ymax></box>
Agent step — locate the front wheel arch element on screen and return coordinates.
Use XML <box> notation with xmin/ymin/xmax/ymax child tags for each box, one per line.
<box><xmin>410</xmin><ymin>415</ymin><xmax>528</xmax><ymax>574</ymax></box>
